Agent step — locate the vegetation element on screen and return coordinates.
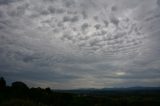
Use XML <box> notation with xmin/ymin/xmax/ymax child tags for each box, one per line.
<box><xmin>0</xmin><ymin>77</ymin><xmax>160</xmax><ymax>106</ymax></box>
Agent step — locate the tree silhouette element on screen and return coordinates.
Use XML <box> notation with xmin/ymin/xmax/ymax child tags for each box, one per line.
<box><xmin>0</xmin><ymin>77</ymin><xmax>6</xmax><ymax>89</ymax></box>
<box><xmin>11</xmin><ymin>81</ymin><xmax>29</xmax><ymax>90</ymax></box>
<box><xmin>11</xmin><ymin>81</ymin><xmax>29</xmax><ymax>98</ymax></box>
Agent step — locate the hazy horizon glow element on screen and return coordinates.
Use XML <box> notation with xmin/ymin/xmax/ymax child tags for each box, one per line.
<box><xmin>0</xmin><ymin>0</ymin><xmax>160</xmax><ymax>89</ymax></box>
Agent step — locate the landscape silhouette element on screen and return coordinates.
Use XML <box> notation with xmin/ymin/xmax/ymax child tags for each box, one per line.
<box><xmin>1</xmin><ymin>77</ymin><xmax>160</xmax><ymax>106</ymax></box>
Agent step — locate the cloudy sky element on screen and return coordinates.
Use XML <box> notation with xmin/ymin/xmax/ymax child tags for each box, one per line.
<box><xmin>0</xmin><ymin>0</ymin><xmax>160</xmax><ymax>89</ymax></box>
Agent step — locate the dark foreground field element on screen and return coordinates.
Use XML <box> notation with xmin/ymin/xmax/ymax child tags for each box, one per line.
<box><xmin>0</xmin><ymin>77</ymin><xmax>160</xmax><ymax>106</ymax></box>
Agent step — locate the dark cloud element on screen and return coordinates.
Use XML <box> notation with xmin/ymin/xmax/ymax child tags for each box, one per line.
<box><xmin>111</xmin><ymin>5</ymin><xmax>117</xmax><ymax>11</ymax></box>
<box><xmin>61</xmin><ymin>33</ymin><xmax>73</xmax><ymax>41</ymax></box>
<box><xmin>1</xmin><ymin>70</ymin><xmax>79</xmax><ymax>83</ymax></box>
<box><xmin>48</xmin><ymin>6</ymin><xmax>56</xmax><ymax>14</ymax></box>
<box><xmin>110</xmin><ymin>15</ymin><xmax>119</xmax><ymax>26</ymax></box>
<box><xmin>0</xmin><ymin>0</ymin><xmax>160</xmax><ymax>89</ymax></box>
<box><xmin>56</xmin><ymin>8</ymin><xmax>65</xmax><ymax>14</ymax></box>
<box><xmin>0</xmin><ymin>0</ymin><xmax>17</xmax><ymax>5</ymax></box>
<box><xmin>7</xmin><ymin>4</ymin><xmax>28</xmax><ymax>17</ymax></box>
<box><xmin>81</xmin><ymin>23</ymin><xmax>89</xmax><ymax>31</ymax></box>
<box><xmin>63</xmin><ymin>0</ymin><xmax>75</xmax><ymax>8</ymax></box>
<box><xmin>63</xmin><ymin>16</ymin><xmax>70</xmax><ymax>22</ymax></box>
<box><xmin>157</xmin><ymin>0</ymin><xmax>160</xmax><ymax>6</ymax></box>
<box><xmin>81</xmin><ymin>11</ymin><xmax>88</xmax><ymax>19</ymax></box>
<box><xmin>145</xmin><ymin>13</ymin><xmax>160</xmax><ymax>22</ymax></box>
<box><xmin>43</xmin><ymin>0</ymin><xmax>57</xmax><ymax>3</ymax></box>
<box><xmin>0</xmin><ymin>10</ymin><xmax>4</xmax><ymax>18</ymax></box>
<box><xmin>70</xmin><ymin>15</ymin><xmax>79</xmax><ymax>22</ymax></box>
<box><xmin>94</xmin><ymin>24</ymin><xmax>101</xmax><ymax>29</ymax></box>
<box><xmin>62</xmin><ymin>15</ymin><xmax>79</xmax><ymax>23</ymax></box>
<box><xmin>103</xmin><ymin>20</ymin><xmax>109</xmax><ymax>27</ymax></box>
<box><xmin>93</xmin><ymin>16</ymin><xmax>99</xmax><ymax>21</ymax></box>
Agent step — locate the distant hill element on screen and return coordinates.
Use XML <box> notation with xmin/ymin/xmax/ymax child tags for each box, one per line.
<box><xmin>55</xmin><ymin>87</ymin><xmax>160</xmax><ymax>94</ymax></box>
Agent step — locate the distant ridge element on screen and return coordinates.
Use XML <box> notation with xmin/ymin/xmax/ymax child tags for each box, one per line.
<box><xmin>55</xmin><ymin>87</ymin><xmax>160</xmax><ymax>94</ymax></box>
<box><xmin>56</xmin><ymin>86</ymin><xmax>160</xmax><ymax>91</ymax></box>
<box><xmin>102</xmin><ymin>86</ymin><xmax>160</xmax><ymax>90</ymax></box>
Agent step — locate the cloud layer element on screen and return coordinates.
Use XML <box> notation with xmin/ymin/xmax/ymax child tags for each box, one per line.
<box><xmin>0</xmin><ymin>0</ymin><xmax>160</xmax><ymax>89</ymax></box>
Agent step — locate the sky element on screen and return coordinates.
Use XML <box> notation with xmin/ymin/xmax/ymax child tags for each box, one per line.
<box><xmin>0</xmin><ymin>0</ymin><xmax>160</xmax><ymax>89</ymax></box>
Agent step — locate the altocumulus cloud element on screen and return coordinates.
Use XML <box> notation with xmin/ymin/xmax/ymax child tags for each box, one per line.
<box><xmin>0</xmin><ymin>0</ymin><xmax>160</xmax><ymax>89</ymax></box>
